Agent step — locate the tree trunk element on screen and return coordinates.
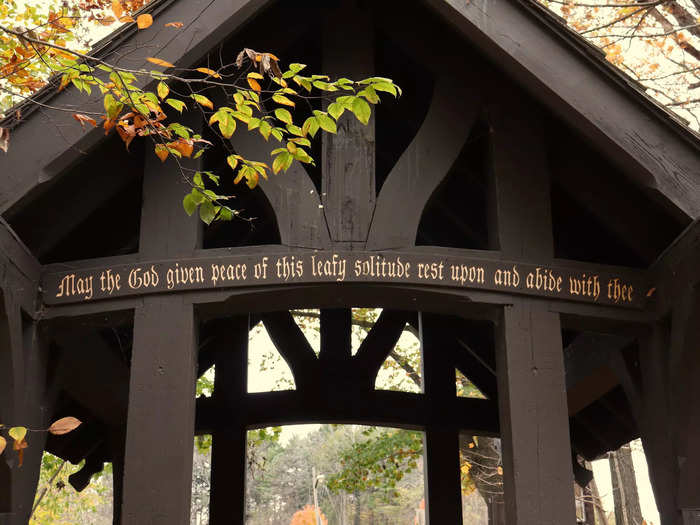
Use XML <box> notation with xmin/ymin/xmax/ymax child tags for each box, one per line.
<box><xmin>609</xmin><ymin>444</ymin><xmax>643</xmax><ymax>525</ymax></box>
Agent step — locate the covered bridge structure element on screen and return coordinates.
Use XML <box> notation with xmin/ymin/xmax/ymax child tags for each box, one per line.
<box><xmin>2</xmin><ymin>0</ymin><xmax>700</xmax><ymax>523</ymax></box>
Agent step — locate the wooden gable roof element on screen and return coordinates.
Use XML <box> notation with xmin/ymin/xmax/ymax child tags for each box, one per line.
<box><xmin>1</xmin><ymin>0</ymin><xmax>699</xmax><ymax>224</ymax></box>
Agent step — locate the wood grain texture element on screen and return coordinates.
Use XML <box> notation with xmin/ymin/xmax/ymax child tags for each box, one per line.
<box><xmin>366</xmin><ymin>77</ymin><xmax>482</xmax><ymax>250</ymax></box>
<box><xmin>496</xmin><ymin>305</ymin><xmax>576</xmax><ymax>525</ymax></box>
<box><xmin>322</xmin><ymin>5</ymin><xmax>375</xmax><ymax>243</ymax></box>
<box><xmin>121</xmin><ymin>132</ymin><xmax>202</xmax><ymax>524</ymax></box>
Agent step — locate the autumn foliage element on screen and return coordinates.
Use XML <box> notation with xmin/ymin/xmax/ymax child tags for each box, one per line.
<box><xmin>289</xmin><ymin>505</ymin><xmax>328</xmax><ymax>525</ymax></box>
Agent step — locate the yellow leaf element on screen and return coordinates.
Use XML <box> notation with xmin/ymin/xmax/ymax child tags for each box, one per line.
<box><xmin>247</xmin><ymin>72</ymin><xmax>264</xmax><ymax>80</ymax></box>
<box><xmin>48</xmin><ymin>417</ymin><xmax>82</xmax><ymax>435</ymax></box>
<box><xmin>0</xmin><ymin>436</ymin><xmax>6</xmax><ymax>455</ymax></box>
<box><xmin>272</xmin><ymin>94</ymin><xmax>295</xmax><ymax>107</ymax></box>
<box><xmin>8</xmin><ymin>427</ymin><xmax>26</xmax><ymax>442</ymax></box>
<box><xmin>147</xmin><ymin>57</ymin><xmax>175</xmax><ymax>68</ymax></box>
<box><xmin>191</xmin><ymin>94</ymin><xmax>214</xmax><ymax>110</ymax></box>
<box><xmin>111</xmin><ymin>0</ymin><xmax>123</xmax><ymax>19</ymax></box>
<box><xmin>196</xmin><ymin>67</ymin><xmax>221</xmax><ymax>79</ymax></box>
<box><xmin>247</xmin><ymin>78</ymin><xmax>262</xmax><ymax>92</ymax></box>
<box><xmin>157</xmin><ymin>81</ymin><xmax>169</xmax><ymax>100</ymax></box>
<box><xmin>137</xmin><ymin>14</ymin><xmax>153</xmax><ymax>29</ymax></box>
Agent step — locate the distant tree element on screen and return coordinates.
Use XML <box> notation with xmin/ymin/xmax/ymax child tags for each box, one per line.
<box><xmin>539</xmin><ymin>0</ymin><xmax>700</xmax><ymax>128</ymax></box>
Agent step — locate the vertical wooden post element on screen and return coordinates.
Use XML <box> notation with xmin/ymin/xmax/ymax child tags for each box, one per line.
<box><xmin>420</xmin><ymin>313</ymin><xmax>463</xmax><ymax>524</ymax></box>
<box><xmin>121</xmin><ymin>118</ymin><xmax>202</xmax><ymax>524</ymax></box>
<box><xmin>322</xmin><ymin>2</ymin><xmax>375</xmax><ymax>244</ymax></box>
<box><xmin>210</xmin><ymin>316</ymin><xmax>249</xmax><ymax>525</ymax></box>
<box><xmin>488</xmin><ymin>93</ymin><xmax>576</xmax><ymax>524</ymax></box>
<box><xmin>0</xmin><ymin>307</ymin><xmax>49</xmax><ymax>525</ymax></box>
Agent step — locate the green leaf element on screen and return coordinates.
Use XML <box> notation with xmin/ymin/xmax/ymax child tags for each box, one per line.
<box><xmin>312</xmin><ymin>80</ymin><xmax>337</xmax><ymax>91</ymax></box>
<box><xmin>183</xmin><ymin>193</ymin><xmax>198</xmax><ymax>216</ymax></box>
<box><xmin>327</xmin><ymin>102</ymin><xmax>345</xmax><ymax>120</ymax></box>
<box><xmin>286</xmin><ymin>124</ymin><xmax>303</xmax><ymax>136</ymax></box>
<box><xmin>193</xmin><ymin>171</ymin><xmax>204</xmax><ymax>188</ymax></box>
<box><xmin>302</xmin><ymin>116</ymin><xmax>320</xmax><ymax>138</ymax></box>
<box><xmin>372</xmin><ymin>82</ymin><xmax>398</xmax><ymax>97</ymax></box>
<box><xmin>218</xmin><ymin>113</ymin><xmax>236</xmax><ymax>139</ymax></box>
<box><xmin>359</xmin><ymin>86</ymin><xmax>379</xmax><ymax>104</ymax></box>
<box><xmin>259</xmin><ymin>120</ymin><xmax>272</xmax><ymax>140</ymax></box>
<box><xmin>199</xmin><ymin>200</ymin><xmax>216</xmax><ymax>225</ymax></box>
<box><xmin>168</xmin><ymin>123</ymin><xmax>191</xmax><ymax>139</ymax></box>
<box><xmin>166</xmin><ymin>98</ymin><xmax>186</xmax><ymax>113</ymax></box>
<box><xmin>316</xmin><ymin>113</ymin><xmax>337</xmax><ymax>134</ymax></box>
<box><xmin>157</xmin><ymin>81</ymin><xmax>169</xmax><ymax>100</ymax></box>
<box><xmin>104</xmin><ymin>94</ymin><xmax>122</xmax><ymax>120</ymax></box>
<box><xmin>272</xmin><ymin>151</ymin><xmax>292</xmax><ymax>174</ymax></box>
<box><xmin>293</xmin><ymin>76</ymin><xmax>312</xmax><ymax>92</ymax></box>
<box><xmin>351</xmin><ymin>97</ymin><xmax>371</xmax><ymax>125</ymax></box>
<box><xmin>274</xmin><ymin>108</ymin><xmax>293</xmax><ymax>125</ymax></box>
<box><xmin>247</xmin><ymin>118</ymin><xmax>261</xmax><ymax>131</ymax></box>
<box><xmin>271</xmin><ymin>128</ymin><xmax>284</xmax><ymax>142</ymax></box>
<box><xmin>226</xmin><ymin>154</ymin><xmax>239</xmax><ymax>171</ymax></box>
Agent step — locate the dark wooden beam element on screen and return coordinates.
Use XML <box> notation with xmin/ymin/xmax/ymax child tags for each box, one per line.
<box><xmin>421</xmin><ymin>314</ymin><xmax>463</xmax><ymax>524</ymax></box>
<box><xmin>0</xmin><ymin>304</ymin><xmax>49</xmax><ymax>525</ymax></box>
<box><xmin>196</xmin><ymin>390</ymin><xmax>499</xmax><ymax>436</ymax></box>
<box><xmin>260</xmin><ymin>311</ymin><xmax>317</xmax><ymax>390</ymax></box>
<box><xmin>320</xmin><ymin>3</ymin><xmax>375</xmax><ymax>244</ymax></box>
<box><xmin>210</xmin><ymin>316</ymin><xmax>248</xmax><ymax>525</ymax></box>
<box><xmin>230</xmin><ymin>126</ymin><xmax>331</xmax><ymax>249</ymax></box>
<box><xmin>121</xmin><ymin>115</ymin><xmax>203</xmax><ymax>524</ymax></box>
<box><xmin>353</xmin><ymin>310</ymin><xmax>410</xmax><ymax>389</ymax></box>
<box><xmin>489</xmin><ymin>94</ymin><xmax>576</xmax><ymax>524</ymax></box>
<box><xmin>366</xmin><ymin>77</ymin><xmax>482</xmax><ymax>249</ymax></box>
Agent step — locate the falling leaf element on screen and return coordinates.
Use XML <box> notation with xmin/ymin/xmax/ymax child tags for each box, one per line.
<box><xmin>147</xmin><ymin>57</ymin><xmax>175</xmax><ymax>68</ymax></box>
<box><xmin>0</xmin><ymin>436</ymin><xmax>6</xmax><ymax>455</ymax></box>
<box><xmin>73</xmin><ymin>114</ymin><xmax>97</xmax><ymax>128</ymax></box>
<box><xmin>48</xmin><ymin>417</ymin><xmax>82</xmax><ymax>435</ymax></box>
<box><xmin>196</xmin><ymin>67</ymin><xmax>221</xmax><ymax>79</ymax></box>
<box><xmin>165</xmin><ymin>22</ymin><xmax>184</xmax><ymax>28</ymax></box>
<box><xmin>111</xmin><ymin>0</ymin><xmax>123</xmax><ymax>19</ymax></box>
<box><xmin>136</xmin><ymin>14</ymin><xmax>153</xmax><ymax>29</ymax></box>
<box><xmin>646</xmin><ymin>287</ymin><xmax>656</xmax><ymax>297</ymax></box>
<box><xmin>0</xmin><ymin>127</ymin><xmax>9</xmax><ymax>153</ymax></box>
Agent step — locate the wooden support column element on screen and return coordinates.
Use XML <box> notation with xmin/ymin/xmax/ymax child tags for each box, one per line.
<box><xmin>322</xmin><ymin>2</ymin><xmax>375</xmax><ymax>244</ymax></box>
<box><xmin>0</xmin><ymin>221</ymin><xmax>45</xmax><ymax>525</ymax></box>
<box><xmin>121</xmin><ymin>118</ymin><xmax>202</xmax><ymax>524</ymax></box>
<box><xmin>421</xmin><ymin>313</ymin><xmax>463</xmax><ymax>524</ymax></box>
<box><xmin>488</xmin><ymin>93</ymin><xmax>576</xmax><ymax>524</ymax></box>
<box><xmin>210</xmin><ymin>316</ymin><xmax>249</xmax><ymax>525</ymax></box>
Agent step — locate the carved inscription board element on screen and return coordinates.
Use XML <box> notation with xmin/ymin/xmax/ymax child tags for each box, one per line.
<box><xmin>42</xmin><ymin>251</ymin><xmax>648</xmax><ymax>308</ymax></box>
